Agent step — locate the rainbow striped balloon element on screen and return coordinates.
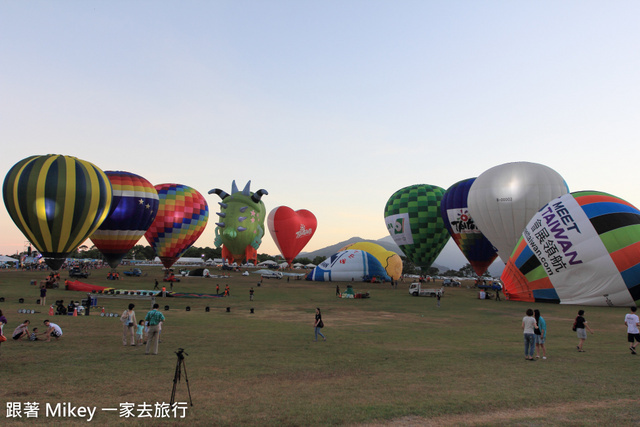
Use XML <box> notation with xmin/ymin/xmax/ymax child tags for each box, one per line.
<box><xmin>3</xmin><ymin>154</ymin><xmax>112</xmax><ymax>270</ymax></box>
<box><xmin>90</xmin><ymin>171</ymin><xmax>159</xmax><ymax>268</ymax></box>
<box><xmin>144</xmin><ymin>183</ymin><xmax>209</xmax><ymax>269</ymax></box>
<box><xmin>502</xmin><ymin>191</ymin><xmax>640</xmax><ymax>306</ymax></box>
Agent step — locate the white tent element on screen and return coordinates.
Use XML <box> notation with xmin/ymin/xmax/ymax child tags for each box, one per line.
<box><xmin>153</xmin><ymin>256</ymin><xmax>204</xmax><ymax>265</ymax></box>
<box><xmin>304</xmin><ymin>263</ymin><xmax>316</xmax><ymax>268</ymax></box>
<box><xmin>0</xmin><ymin>255</ymin><xmax>18</xmax><ymax>263</ymax></box>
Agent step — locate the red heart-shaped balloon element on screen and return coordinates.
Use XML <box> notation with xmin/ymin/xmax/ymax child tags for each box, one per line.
<box><xmin>267</xmin><ymin>206</ymin><xmax>317</xmax><ymax>264</ymax></box>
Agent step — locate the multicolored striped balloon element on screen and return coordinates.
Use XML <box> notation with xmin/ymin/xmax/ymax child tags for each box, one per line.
<box><xmin>3</xmin><ymin>154</ymin><xmax>112</xmax><ymax>270</ymax></box>
<box><xmin>384</xmin><ymin>184</ymin><xmax>450</xmax><ymax>269</ymax></box>
<box><xmin>440</xmin><ymin>178</ymin><xmax>498</xmax><ymax>276</ymax></box>
<box><xmin>90</xmin><ymin>171</ymin><xmax>159</xmax><ymax>269</ymax></box>
<box><xmin>144</xmin><ymin>183</ymin><xmax>209</xmax><ymax>269</ymax></box>
<box><xmin>501</xmin><ymin>191</ymin><xmax>640</xmax><ymax>306</ymax></box>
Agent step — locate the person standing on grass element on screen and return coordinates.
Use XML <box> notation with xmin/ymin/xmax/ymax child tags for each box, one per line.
<box><xmin>120</xmin><ymin>303</ymin><xmax>137</xmax><ymax>346</ymax></box>
<box><xmin>534</xmin><ymin>309</ymin><xmax>547</xmax><ymax>359</ymax></box>
<box><xmin>145</xmin><ymin>303</ymin><xmax>165</xmax><ymax>355</ymax></box>
<box><xmin>522</xmin><ymin>309</ymin><xmax>537</xmax><ymax>361</ymax></box>
<box><xmin>40</xmin><ymin>285</ymin><xmax>47</xmax><ymax>306</ymax></box>
<box><xmin>314</xmin><ymin>307</ymin><xmax>326</xmax><ymax>342</ymax></box>
<box><xmin>575</xmin><ymin>309</ymin><xmax>593</xmax><ymax>352</ymax></box>
<box><xmin>624</xmin><ymin>306</ymin><xmax>640</xmax><ymax>355</ymax></box>
<box><xmin>136</xmin><ymin>320</ymin><xmax>145</xmax><ymax>346</ymax></box>
<box><xmin>249</xmin><ymin>287</ymin><xmax>254</xmax><ymax>301</ymax></box>
<box><xmin>436</xmin><ymin>291</ymin><xmax>441</xmax><ymax>308</ymax></box>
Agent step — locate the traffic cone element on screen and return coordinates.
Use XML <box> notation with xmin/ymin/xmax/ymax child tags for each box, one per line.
<box><xmin>73</xmin><ymin>307</ymin><xmax>77</xmax><ymax>317</ymax></box>
<box><xmin>49</xmin><ymin>305</ymin><xmax>54</xmax><ymax>316</ymax></box>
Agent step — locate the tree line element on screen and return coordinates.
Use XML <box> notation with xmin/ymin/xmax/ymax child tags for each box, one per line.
<box><xmin>69</xmin><ymin>244</ymin><xmax>486</xmax><ymax>277</ymax></box>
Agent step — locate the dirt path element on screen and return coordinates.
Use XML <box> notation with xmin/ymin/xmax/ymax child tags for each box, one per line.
<box><xmin>360</xmin><ymin>398</ymin><xmax>636</xmax><ymax>426</ymax></box>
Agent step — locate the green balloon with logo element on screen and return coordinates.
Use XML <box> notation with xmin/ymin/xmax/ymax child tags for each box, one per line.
<box><xmin>384</xmin><ymin>184</ymin><xmax>450</xmax><ymax>270</ymax></box>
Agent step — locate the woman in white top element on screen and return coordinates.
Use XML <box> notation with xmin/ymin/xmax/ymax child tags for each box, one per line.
<box><xmin>522</xmin><ymin>308</ymin><xmax>538</xmax><ymax>361</ymax></box>
<box><xmin>121</xmin><ymin>303</ymin><xmax>137</xmax><ymax>346</ymax></box>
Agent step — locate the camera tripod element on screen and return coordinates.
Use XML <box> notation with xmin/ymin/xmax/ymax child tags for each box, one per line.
<box><xmin>170</xmin><ymin>348</ymin><xmax>193</xmax><ymax>406</ymax></box>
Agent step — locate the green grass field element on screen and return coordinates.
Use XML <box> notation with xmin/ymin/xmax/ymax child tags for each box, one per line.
<box><xmin>0</xmin><ymin>266</ymin><xmax>638</xmax><ymax>426</ymax></box>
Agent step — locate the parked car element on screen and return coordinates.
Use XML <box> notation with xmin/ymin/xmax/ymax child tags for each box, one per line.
<box><xmin>442</xmin><ymin>279</ymin><xmax>461</xmax><ymax>287</ymax></box>
<box><xmin>69</xmin><ymin>267</ymin><xmax>89</xmax><ymax>279</ymax></box>
<box><xmin>123</xmin><ymin>268</ymin><xmax>142</xmax><ymax>277</ymax></box>
<box><xmin>261</xmin><ymin>271</ymin><xmax>283</xmax><ymax>279</ymax></box>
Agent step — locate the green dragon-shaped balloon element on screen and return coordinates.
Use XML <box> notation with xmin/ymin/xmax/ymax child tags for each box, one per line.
<box><xmin>209</xmin><ymin>180</ymin><xmax>268</xmax><ymax>265</ymax></box>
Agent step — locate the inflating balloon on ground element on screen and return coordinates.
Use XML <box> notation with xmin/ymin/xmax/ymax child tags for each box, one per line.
<box><xmin>3</xmin><ymin>154</ymin><xmax>113</xmax><ymax>270</ymax></box>
<box><xmin>501</xmin><ymin>191</ymin><xmax>640</xmax><ymax>306</ymax></box>
<box><xmin>90</xmin><ymin>171</ymin><xmax>159</xmax><ymax>269</ymax></box>
<box><xmin>384</xmin><ymin>184</ymin><xmax>450</xmax><ymax>269</ymax></box>
<box><xmin>306</xmin><ymin>250</ymin><xmax>391</xmax><ymax>282</ymax></box>
<box><xmin>209</xmin><ymin>180</ymin><xmax>267</xmax><ymax>265</ymax></box>
<box><xmin>339</xmin><ymin>242</ymin><xmax>402</xmax><ymax>281</ymax></box>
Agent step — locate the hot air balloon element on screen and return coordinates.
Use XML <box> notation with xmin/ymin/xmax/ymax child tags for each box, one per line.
<box><xmin>501</xmin><ymin>191</ymin><xmax>640</xmax><ymax>306</ymax></box>
<box><xmin>306</xmin><ymin>250</ymin><xmax>391</xmax><ymax>282</ymax></box>
<box><xmin>209</xmin><ymin>180</ymin><xmax>267</xmax><ymax>265</ymax></box>
<box><xmin>441</xmin><ymin>178</ymin><xmax>498</xmax><ymax>276</ymax></box>
<box><xmin>267</xmin><ymin>206</ymin><xmax>316</xmax><ymax>267</ymax></box>
<box><xmin>144</xmin><ymin>184</ymin><xmax>209</xmax><ymax>269</ymax></box>
<box><xmin>90</xmin><ymin>171</ymin><xmax>159</xmax><ymax>269</ymax></box>
<box><xmin>467</xmin><ymin>162</ymin><xmax>569</xmax><ymax>264</ymax></box>
<box><xmin>2</xmin><ymin>154</ymin><xmax>112</xmax><ymax>270</ymax></box>
<box><xmin>384</xmin><ymin>184</ymin><xmax>450</xmax><ymax>269</ymax></box>
<box><xmin>339</xmin><ymin>242</ymin><xmax>402</xmax><ymax>281</ymax></box>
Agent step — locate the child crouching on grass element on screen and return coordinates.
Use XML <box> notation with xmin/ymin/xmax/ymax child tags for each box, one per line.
<box><xmin>136</xmin><ymin>320</ymin><xmax>145</xmax><ymax>345</ymax></box>
<box><xmin>29</xmin><ymin>327</ymin><xmax>40</xmax><ymax>341</ymax></box>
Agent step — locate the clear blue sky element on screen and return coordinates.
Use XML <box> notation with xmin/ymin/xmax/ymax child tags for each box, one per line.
<box><xmin>2</xmin><ymin>1</ymin><xmax>639</xmax><ymax>257</ymax></box>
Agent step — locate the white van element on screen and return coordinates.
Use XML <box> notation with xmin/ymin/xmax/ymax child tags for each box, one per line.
<box><xmin>261</xmin><ymin>271</ymin><xmax>283</xmax><ymax>279</ymax></box>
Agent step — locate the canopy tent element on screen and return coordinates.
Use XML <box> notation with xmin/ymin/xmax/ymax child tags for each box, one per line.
<box><xmin>0</xmin><ymin>255</ymin><xmax>18</xmax><ymax>262</ymax></box>
<box><xmin>153</xmin><ymin>256</ymin><xmax>204</xmax><ymax>265</ymax></box>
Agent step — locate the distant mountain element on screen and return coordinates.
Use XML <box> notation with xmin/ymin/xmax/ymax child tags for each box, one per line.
<box><xmin>300</xmin><ymin>235</ymin><xmax>504</xmax><ymax>277</ymax></box>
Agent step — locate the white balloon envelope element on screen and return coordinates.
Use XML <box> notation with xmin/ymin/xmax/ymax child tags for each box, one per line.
<box><xmin>468</xmin><ymin>162</ymin><xmax>569</xmax><ymax>264</ymax></box>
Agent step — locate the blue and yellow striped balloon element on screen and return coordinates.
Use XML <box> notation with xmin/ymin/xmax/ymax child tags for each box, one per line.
<box><xmin>3</xmin><ymin>154</ymin><xmax>112</xmax><ymax>270</ymax></box>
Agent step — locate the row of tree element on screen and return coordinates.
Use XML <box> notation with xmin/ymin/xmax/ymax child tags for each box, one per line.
<box><xmin>69</xmin><ymin>245</ymin><xmax>487</xmax><ymax>278</ymax></box>
<box><xmin>71</xmin><ymin>244</ymin><xmax>330</xmax><ymax>268</ymax></box>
